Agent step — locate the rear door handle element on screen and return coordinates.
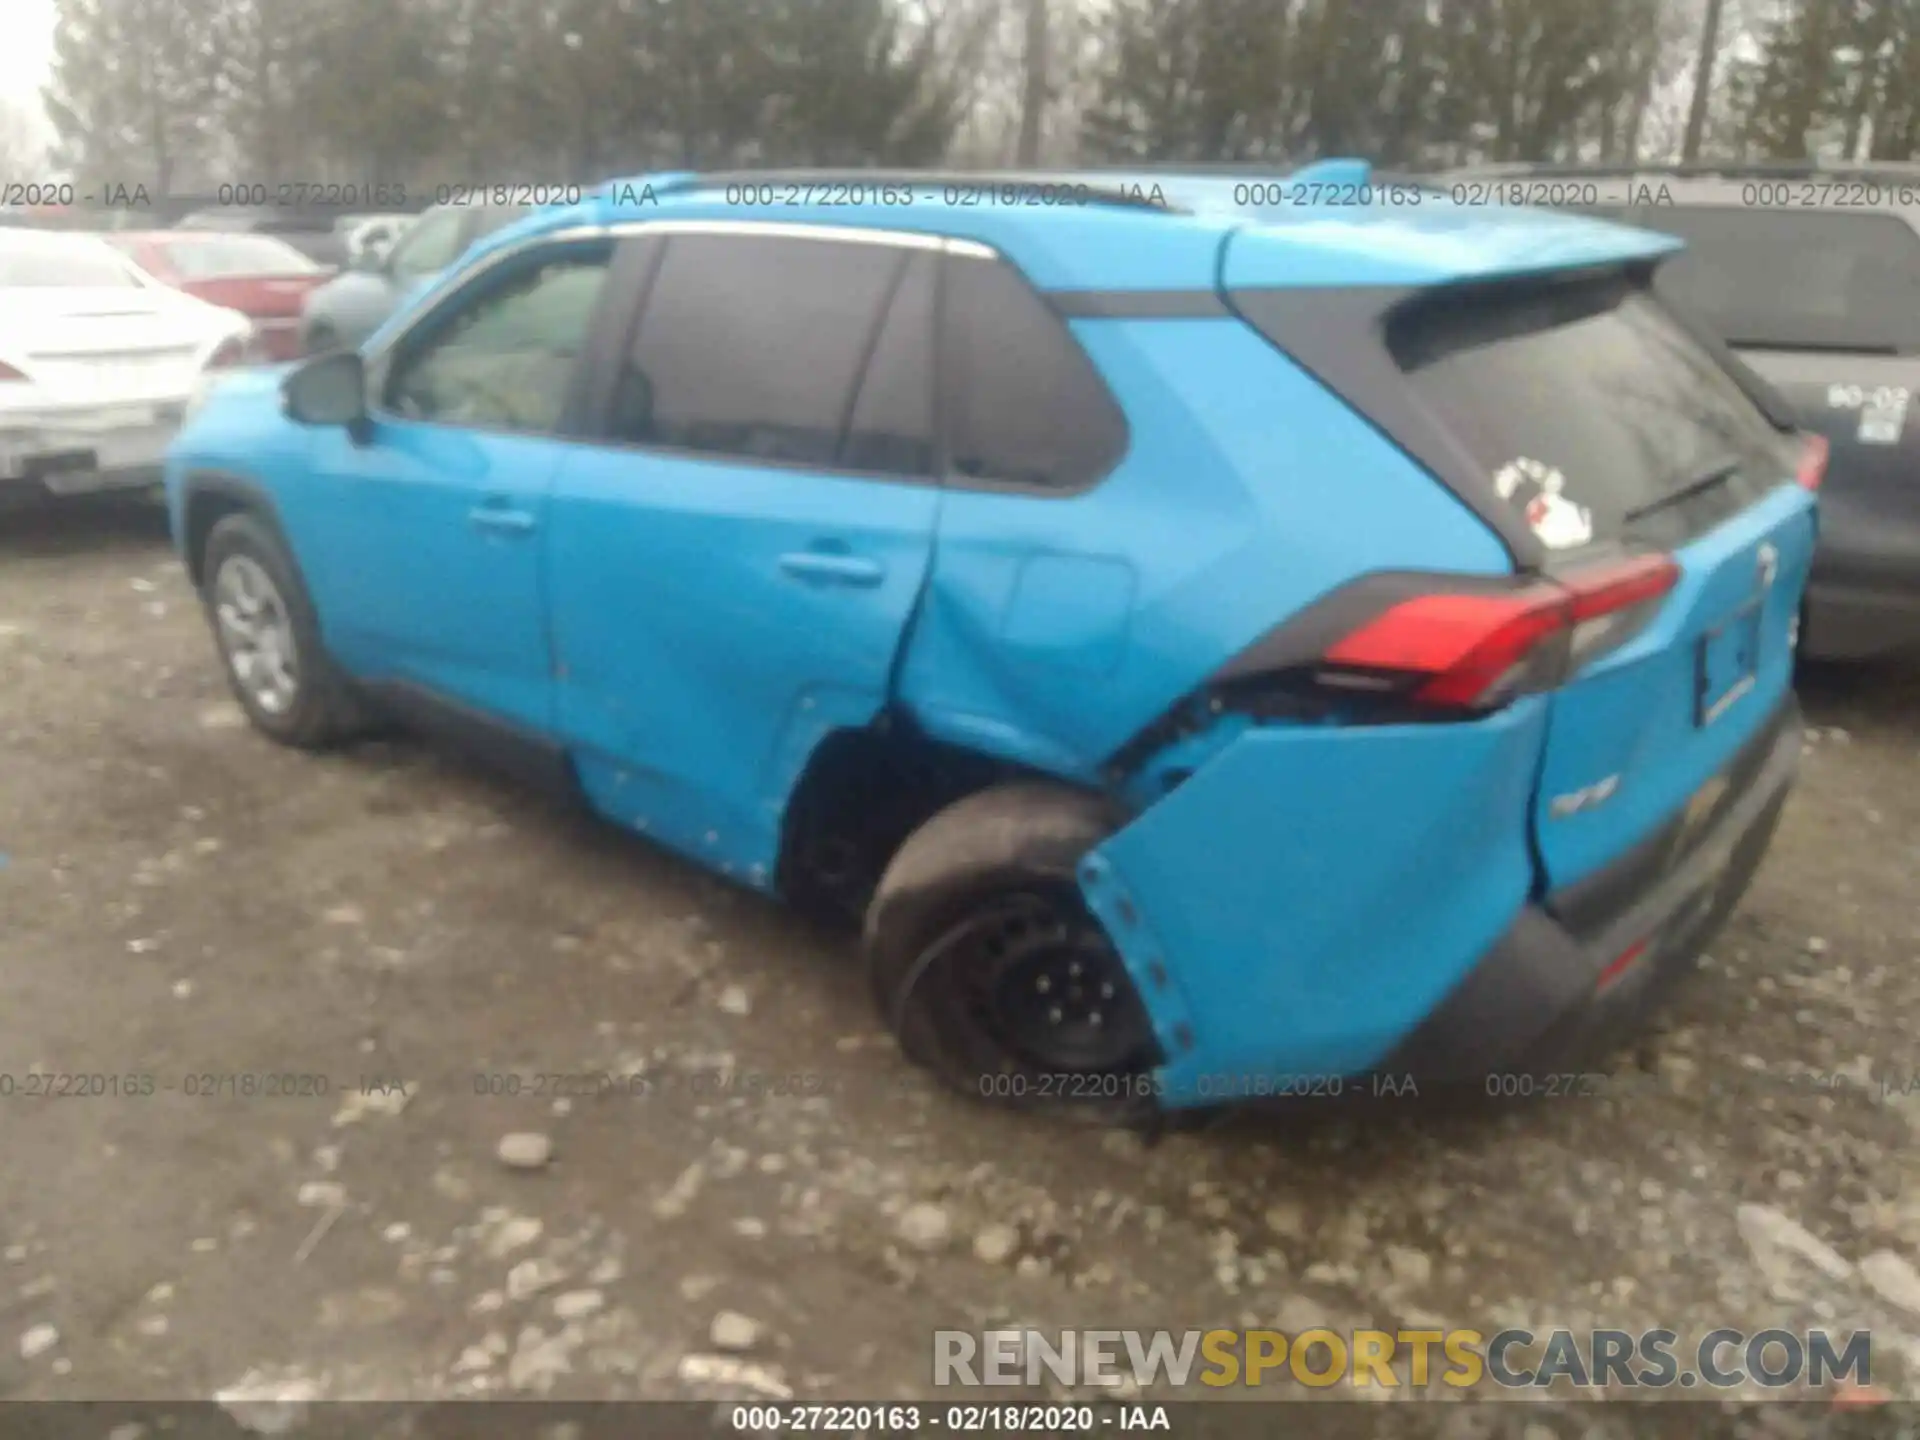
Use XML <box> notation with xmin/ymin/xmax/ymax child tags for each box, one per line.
<box><xmin>778</xmin><ymin>552</ymin><xmax>886</xmax><ymax>587</ymax></box>
<box><xmin>469</xmin><ymin>503</ymin><xmax>537</xmax><ymax>537</ymax></box>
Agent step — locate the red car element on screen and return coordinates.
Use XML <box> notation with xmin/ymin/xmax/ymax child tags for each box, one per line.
<box><xmin>104</xmin><ymin>232</ymin><xmax>335</xmax><ymax>361</ymax></box>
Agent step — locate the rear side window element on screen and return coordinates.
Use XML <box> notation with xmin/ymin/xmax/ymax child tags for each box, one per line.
<box><xmin>943</xmin><ymin>255</ymin><xmax>1127</xmax><ymax>491</ymax></box>
<box><xmin>1393</xmin><ymin>277</ymin><xmax>1789</xmax><ymax>550</ymax></box>
<box><xmin>611</xmin><ymin>233</ymin><xmax>908</xmax><ymax>469</ymax></box>
<box><xmin>1601</xmin><ymin>205</ymin><xmax>1920</xmax><ymax>354</ymax></box>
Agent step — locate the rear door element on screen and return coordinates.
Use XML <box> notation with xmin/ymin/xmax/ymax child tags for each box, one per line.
<box><xmin>546</xmin><ymin>228</ymin><xmax>942</xmax><ymax>883</ymax></box>
<box><xmin>1632</xmin><ymin>205</ymin><xmax>1920</xmax><ymax>617</ymax></box>
<box><xmin>1392</xmin><ymin>274</ymin><xmax>1819</xmax><ymax>892</ymax></box>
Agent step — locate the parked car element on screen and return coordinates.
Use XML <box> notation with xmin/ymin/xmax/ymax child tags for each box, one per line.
<box><xmin>0</xmin><ymin>227</ymin><xmax>253</xmax><ymax>501</ymax></box>
<box><xmin>174</xmin><ymin>207</ymin><xmax>348</xmax><ymax>269</ymax></box>
<box><xmin>1441</xmin><ymin>160</ymin><xmax>1920</xmax><ymax>661</ymax></box>
<box><xmin>103</xmin><ymin>231</ymin><xmax>335</xmax><ymax>362</ymax></box>
<box><xmin>299</xmin><ymin>202</ymin><xmax>526</xmax><ymax>353</ymax></box>
<box><xmin>164</xmin><ymin>165</ymin><xmax>1816</xmax><ymax>1116</ymax></box>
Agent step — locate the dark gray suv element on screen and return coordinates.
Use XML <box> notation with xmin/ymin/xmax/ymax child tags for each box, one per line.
<box><xmin>1441</xmin><ymin>161</ymin><xmax>1920</xmax><ymax>661</ymax></box>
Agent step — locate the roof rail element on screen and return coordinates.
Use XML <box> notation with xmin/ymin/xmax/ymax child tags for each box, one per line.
<box><xmin>1437</xmin><ymin>158</ymin><xmax>1920</xmax><ymax>181</ymax></box>
<box><xmin>662</xmin><ymin>168</ymin><xmax>1184</xmax><ymax>213</ymax></box>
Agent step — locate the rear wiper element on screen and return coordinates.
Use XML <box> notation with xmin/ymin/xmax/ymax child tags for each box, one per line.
<box><xmin>1728</xmin><ymin>336</ymin><xmax>1902</xmax><ymax>356</ymax></box>
<box><xmin>1622</xmin><ymin>456</ymin><xmax>1742</xmax><ymax>525</ymax></box>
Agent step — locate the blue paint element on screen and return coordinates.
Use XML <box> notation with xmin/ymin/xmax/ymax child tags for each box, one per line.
<box><xmin>162</xmin><ymin>165</ymin><xmax>1806</xmax><ymax>1100</ymax></box>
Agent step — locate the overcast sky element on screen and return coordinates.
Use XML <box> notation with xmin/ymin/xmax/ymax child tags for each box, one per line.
<box><xmin>0</xmin><ymin>0</ymin><xmax>57</xmax><ymax>145</ymax></box>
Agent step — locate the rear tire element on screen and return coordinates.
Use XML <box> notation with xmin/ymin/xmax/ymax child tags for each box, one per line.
<box><xmin>865</xmin><ymin>783</ymin><xmax>1161</xmax><ymax>1122</ymax></box>
<box><xmin>200</xmin><ymin>511</ymin><xmax>368</xmax><ymax>749</ymax></box>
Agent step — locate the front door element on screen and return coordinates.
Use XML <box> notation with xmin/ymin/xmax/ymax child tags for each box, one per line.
<box><xmin>302</xmin><ymin>240</ymin><xmax>615</xmax><ymax>735</ymax></box>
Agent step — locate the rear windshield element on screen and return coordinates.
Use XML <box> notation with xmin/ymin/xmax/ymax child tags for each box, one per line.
<box><xmin>1393</xmin><ymin>276</ymin><xmax>1790</xmax><ymax>549</ymax></box>
<box><xmin>1595</xmin><ymin>205</ymin><xmax>1920</xmax><ymax>354</ymax></box>
<box><xmin>161</xmin><ymin>234</ymin><xmax>320</xmax><ymax>278</ymax></box>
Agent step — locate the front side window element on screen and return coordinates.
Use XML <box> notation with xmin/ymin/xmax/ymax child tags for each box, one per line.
<box><xmin>383</xmin><ymin>247</ymin><xmax>611</xmax><ymax>434</ymax></box>
<box><xmin>608</xmin><ymin>232</ymin><xmax>910</xmax><ymax>468</ymax></box>
<box><xmin>388</xmin><ymin>207</ymin><xmax>471</xmax><ymax>282</ymax></box>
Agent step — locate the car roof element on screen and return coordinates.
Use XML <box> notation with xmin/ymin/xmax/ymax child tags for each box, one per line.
<box><xmin>451</xmin><ymin>162</ymin><xmax>1680</xmax><ymax>294</ymax></box>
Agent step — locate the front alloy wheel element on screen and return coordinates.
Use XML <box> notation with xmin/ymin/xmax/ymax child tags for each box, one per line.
<box><xmin>213</xmin><ymin>553</ymin><xmax>302</xmax><ymax>716</ymax></box>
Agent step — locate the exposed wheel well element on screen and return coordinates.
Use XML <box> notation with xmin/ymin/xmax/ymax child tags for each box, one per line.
<box><xmin>775</xmin><ymin>716</ymin><xmax>1090</xmax><ymax>929</ymax></box>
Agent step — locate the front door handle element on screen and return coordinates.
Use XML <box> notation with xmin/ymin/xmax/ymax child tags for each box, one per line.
<box><xmin>469</xmin><ymin>504</ymin><xmax>537</xmax><ymax>537</ymax></box>
<box><xmin>778</xmin><ymin>551</ymin><xmax>886</xmax><ymax>587</ymax></box>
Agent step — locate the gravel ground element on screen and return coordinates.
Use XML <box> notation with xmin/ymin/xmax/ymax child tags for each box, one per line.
<box><xmin>2</xmin><ymin>496</ymin><xmax>1919</xmax><ymax>1428</ymax></box>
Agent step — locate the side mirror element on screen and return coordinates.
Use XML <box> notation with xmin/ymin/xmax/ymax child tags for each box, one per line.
<box><xmin>282</xmin><ymin>351</ymin><xmax>369</xmax><ymax>437</ymax></box>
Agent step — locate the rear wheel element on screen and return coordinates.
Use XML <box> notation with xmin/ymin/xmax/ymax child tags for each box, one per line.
<box><xmin>201</xmin><ymin>511</ymin><xmax>367</xmax><ymax>749</ymax></box>
<box><xmin>866</xmin><ymin>783</ymin><xmax>1160</xmax><ymax>1121</ymax></box>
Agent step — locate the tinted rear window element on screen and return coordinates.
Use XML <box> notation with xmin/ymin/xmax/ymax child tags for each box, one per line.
<box><xmin>160</xmin><ymin>234</ymin><xmax>320</xmax><ymax>278</ymax></box>
<box><xmin>1598</xmin><ymin>205</ymin><xmax>1920</xmax><ymax>353</ymax></box>
<box><xmin>1393</xmin><ymin>277</ymin><xmax>1790</xmax><ymax>549</ymax></box>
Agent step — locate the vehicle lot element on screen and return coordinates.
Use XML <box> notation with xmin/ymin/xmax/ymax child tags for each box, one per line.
<box><xmin>3</xmin><ymin>498</ymin><xmax>1920</xmax><ymax>1416</ymax></box>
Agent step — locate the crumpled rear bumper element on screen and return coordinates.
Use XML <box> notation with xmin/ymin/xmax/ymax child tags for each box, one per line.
<box><xmin>1078</xmin><ymin>699</ymin><xmax>1550</xmax><ymax>1109</ymax></box>
<box><xmin>1078</xmin><ymin>694</ymin><xmax>1800</xmax><ymax>1111</ymax></box>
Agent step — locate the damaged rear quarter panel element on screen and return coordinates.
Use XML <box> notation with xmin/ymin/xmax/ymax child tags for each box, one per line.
<box><xmin>1081</xmin><ymin>699</ymin><xmax>1550</xmax><ymax>1105</ymax></box>
<box><xmin>894</xmin><ymin>314</ymin><xmax>1514</xmax><ymax>778</ymax></box>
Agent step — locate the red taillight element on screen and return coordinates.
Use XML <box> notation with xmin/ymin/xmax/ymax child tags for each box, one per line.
<box><xmin>1322</xmin><ymin>553</ymin><xmax>1680</xmax><ymax>712</ymax></box>
<box><xmin>206</xmin><ymin>336</ymin><xmax>248</xmax><ymax>369</ymax></box>
<box><xmin>1594</xmin><ymin>939</ymin><xmax>1650</xmax><ymax>993</ymax></box>
<box><xmin>1796</xmin><ymin>433</ymin><xmax>1829</xmax><ymax>492</ymax></box>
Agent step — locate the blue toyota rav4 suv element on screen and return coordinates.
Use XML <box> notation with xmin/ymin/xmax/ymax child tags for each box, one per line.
<box><xmin>164</xmin><ymin>163</ymin><xmax>1821</xmax><ymax>1118</ymax></box>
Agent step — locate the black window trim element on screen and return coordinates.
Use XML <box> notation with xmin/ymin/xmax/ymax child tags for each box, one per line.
<box><xmin>364</xmin><ymin>231</ymin><xmax>622</xmax><ymax>444</ymax></box>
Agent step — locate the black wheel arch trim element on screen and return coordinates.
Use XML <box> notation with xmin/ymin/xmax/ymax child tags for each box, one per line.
<box><xmin>177</xmin><ymin>469</ymin><xmax>295</xmax><ymax>587</ymax></box>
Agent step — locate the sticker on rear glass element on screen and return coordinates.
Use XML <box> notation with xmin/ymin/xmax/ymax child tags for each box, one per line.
<box><xmin>1492</xmin><ymin>456</ymin><xmax>1594</xmax><ymax>550</ymax></box>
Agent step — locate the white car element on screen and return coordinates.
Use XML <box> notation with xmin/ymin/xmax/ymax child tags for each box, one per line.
<box><xmin>0</xmin><ymin>227</ymin><xmax>255</xmax><ymax>499</ymax></box>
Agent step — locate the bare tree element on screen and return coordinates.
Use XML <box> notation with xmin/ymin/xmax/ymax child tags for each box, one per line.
<box><xmin>1682</xmin><ymin>0</ymin><xmax>1728</xmax><ymax>158</ymax></box>
<box><xmin>1015</xmin><ymin>0</ymin><xmax>1048</xmax><ymax>163</ymax></box>
<box><xmin>0</xmin><ymin>100</ymin><xmax>46</xmax><ymax>176</ymax></box>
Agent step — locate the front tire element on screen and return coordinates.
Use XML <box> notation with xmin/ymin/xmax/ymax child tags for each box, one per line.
<box><xmin>865</xmin><ymin>783</ymin><xmax>1160</xmax><ymax>1121</ymax></box>
<box><xmin>200</xmin><ymin>511</ymin><xmax>366</xmax><ymax>749</ymax></box>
